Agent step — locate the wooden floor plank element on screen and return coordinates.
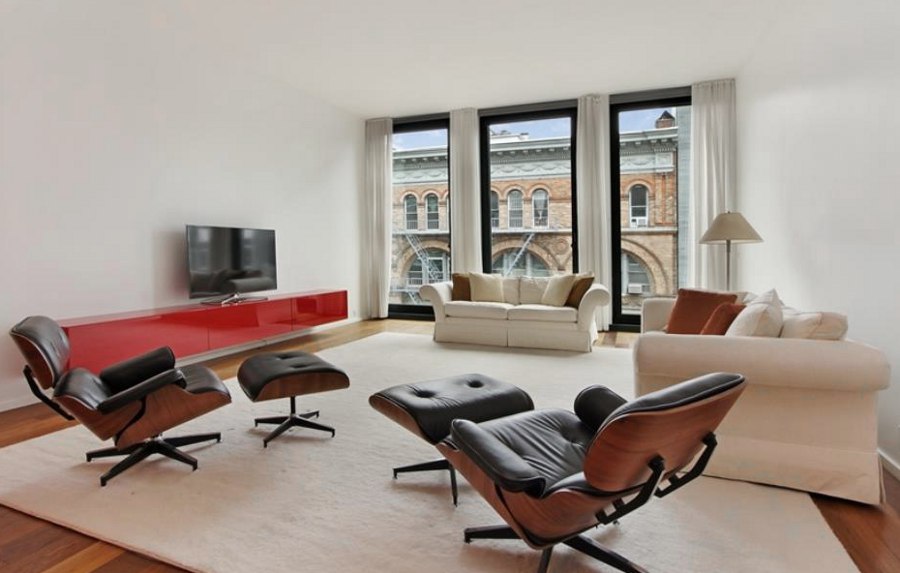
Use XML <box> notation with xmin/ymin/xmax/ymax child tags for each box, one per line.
<box><xmin>40</xmin><ymin>543</ymin><xmax>124</xmax><ymax>573</ymax></box>
<box><xmin>0</xmin><ymin>319</ymin><xmax>895</xmax><ymax>572</ymax></box>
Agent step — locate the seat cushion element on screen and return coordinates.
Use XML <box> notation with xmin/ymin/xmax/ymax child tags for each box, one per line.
<box><xmin>475</xmin><ymin>409</ymin><xmax>595</xmax><ymax>495</ymax></box>
<box><xmin>444</xmin><ymin>301</ymin><xmax>512</xmax><ymax>320</ymax></box>
<box><xmin>237</xmin><ymin>352</ymin><xmax>349</xmax><ymax>402</ymax></box>
<box><xmin>369</xmin><ymin>374</ymin><xmax>534</xmax><ymax>445</ymax></box>
<box><xmin>507</xmin><ymin>304</ymin><xmax>577</xmax><ymax>323</ymax></box>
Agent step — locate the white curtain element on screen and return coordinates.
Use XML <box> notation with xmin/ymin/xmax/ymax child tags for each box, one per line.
<box><xmin>691</xmin><ymin>79</ymin><xmax>737</xmax><ymax>291</ymax></box>
<box><xmin>449</xmin><ymin>108</ymin><xmax>482</xmax><ymax>273</ymax></box>
<box><xmin>575</xmin><ymin>94</ymin><xmax>612</xmax><ymax>330</ymax></box>
<box><xmin>363</xmin><ymin>118</ymin><xmax>392</xmax><ymax>318</ymax></box>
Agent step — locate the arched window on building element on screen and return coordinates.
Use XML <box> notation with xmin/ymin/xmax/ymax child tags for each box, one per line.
<box><xmin>490</xmin><ymin>191</ymin><xmax>500</xmax><ymax>228</ymax></box>
<box><xmin>508</xmin><ymin>190</ymin><xmax>523</xmax><ymax>228</ymax></box>
<box><xmin>425</xmin><ymin>193</ymin><xmax>439</xmax><ymax>230</ymax></box>
<box><xmin>404</xmin><ymin>195</ymin><xmax>418</xmax><ymax>230</ymax></box>
<box><xmin>621</xmin><ymin>253</ymin><xmax>652</xmax><ymax>294</ymax></box>
<box><xmin>629</xmin><ymin>185</ymin><xmax>648</xmax><ymax>227</ymax></box>
<box><xmin>492</xmin><ymin>250</ymin><xmax>551</xmax><ymax>277</ymax></box>
<box><xmin>407</xmin><ymin>248</ymin><xmax>449</xmax><ymax>286</ymax></box>
<box><xmin>532</xmin><ymin>189</ymin><xmax>549</xmax><ymax>228</ymax></box>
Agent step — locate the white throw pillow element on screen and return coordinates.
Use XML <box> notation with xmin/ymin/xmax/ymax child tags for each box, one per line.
<box><xmin>541</xmin><ymin>274</ymin><xmax>577</xmax><ymax>307</ymax></box>
<box><xmin>502</xmin><ymin>277</ymin><xmax>520</xmax><ymax>305</ymax></box>
<box><xmin>725</xmin><ymin>289</ymin><xmax>783</xmax><ymax>337</ymax></box>
<box><xmin>781</xmin><ymin>311</ymin><xmax>848</xmax><ymax>340</ymax></box>
<box><xmin>469</xmin><ymin>273</ymin><xmax>505</xmax><ymax>303</ymax></box>
<box><xmin>519</xmin><ymin>277</ymin><xmax>550</xmax><ymax>304</ymax></box>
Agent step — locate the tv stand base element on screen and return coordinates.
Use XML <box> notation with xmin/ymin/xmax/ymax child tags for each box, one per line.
<box><xmin>201</xmin><ymin>294</ymin><xmax>269</xmax><ymax>306</ymax></box>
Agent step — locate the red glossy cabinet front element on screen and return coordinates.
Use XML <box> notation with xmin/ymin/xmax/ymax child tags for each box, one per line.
<box><xmin>60</xmin><ymin>291</ymin><xmax>347</xmax><ymax>372</ymax></box>
<box><xmin>206</xmin><ymin>299</ymin><xmax>293</xmax><ymax>350</ymax></box>
<box><xmin>292</xmin><ymin>291</ymin><xmax>348</xmax><ymax>329</ymax></box>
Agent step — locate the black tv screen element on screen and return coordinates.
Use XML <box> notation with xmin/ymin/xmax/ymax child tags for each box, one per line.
<box><xmin>186</xmin><ymin>225</ymin><xmax>277</xmax><ymax>299</ymax></box>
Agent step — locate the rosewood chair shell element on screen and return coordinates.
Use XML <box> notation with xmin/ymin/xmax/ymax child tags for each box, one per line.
<box><xmin>437</xmin><ymin>372</ymin><xmax>746</xmax><ymax>572</ymax></box>
<box><xmin>9</xmin><ymin>316</ymin><xmax>231</xmax><ymax>486</ymax></box>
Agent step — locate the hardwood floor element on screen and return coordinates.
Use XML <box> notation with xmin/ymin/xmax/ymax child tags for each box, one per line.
<box><xmin>0</xmin><ymin>319</ymin><xmax>897</xmax><ymax>572</ymax></box>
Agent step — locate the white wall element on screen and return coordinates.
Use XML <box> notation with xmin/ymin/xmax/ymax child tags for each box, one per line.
<box><xmin>0</xmin><ymin>3</ymin><xmax>365</xmax><ymax>410</ymax></box>
<box><xmin>736</xmin><ymin>0</ymin><xmax>900</xmax><ymax>469</ymax></box>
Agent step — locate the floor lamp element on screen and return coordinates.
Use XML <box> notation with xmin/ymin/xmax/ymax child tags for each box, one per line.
<box><xmin>700</xmin><ymin>211</ymin><xmax>762</xmax><ymax>291</ymax></box>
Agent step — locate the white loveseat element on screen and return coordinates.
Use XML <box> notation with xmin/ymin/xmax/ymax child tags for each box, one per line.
<box><xmin>634</xmin><ymin>296</ymin><xmax>891</xmax><ymax>504</ymax></box>
<box><xmin>420</xmin><ymin>277</ymin><xmax>610</xmax><ymax>352</ymax></box>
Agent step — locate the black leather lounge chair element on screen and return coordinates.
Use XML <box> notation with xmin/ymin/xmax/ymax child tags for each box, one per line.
<box><xmin>10</xmin><ymin>316</ymin><xmax>232</xmax><ymax>486</ymax></box>
<box><xmin>437</xmin><ymin>372</ymin><xmax>747</xmax><ymax>573</ymax></box>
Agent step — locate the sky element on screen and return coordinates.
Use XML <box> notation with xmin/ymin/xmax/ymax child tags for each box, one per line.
<box><xmin>392</xmin><ymin>107</ymin><xmax>678</xmax><ymax>151</ymax></box>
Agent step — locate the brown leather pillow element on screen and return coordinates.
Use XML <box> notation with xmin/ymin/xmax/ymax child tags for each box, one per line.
<box><xmin>565</xmin><ymin>273</ymin><xmax>595</xmax><ymax>308</ymax></box>
<box><xmin>451</xmin><ymin>273</ymin><xmax>471</xmax><ymax>301</ymax></box>
<box><xmin>666</xmin><ymin>289</ymin><xmax>738</xmax><ymax>334</ymax></box>
<box><xmin>700</xmin><ymin>303</ymin><xmax>746</xmax><ymax>335</ymax></box>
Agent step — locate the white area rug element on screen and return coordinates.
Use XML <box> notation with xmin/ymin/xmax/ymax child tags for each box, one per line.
<box><xmin>0</xmin><ymin>333</ymin><xmax>858</xmax><ymax>572</ymax></box>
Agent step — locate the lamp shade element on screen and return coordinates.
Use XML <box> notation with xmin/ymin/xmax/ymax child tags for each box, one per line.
<box><xmin>700</xmin><ymin>212</ymin><xmax>762</xmax><ymax>244</ymax></box>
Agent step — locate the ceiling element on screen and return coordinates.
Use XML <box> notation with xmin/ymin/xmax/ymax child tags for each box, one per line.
<box><xmin>3</xmin><ymin>0</ymin><xmax>789</xmax><ymax>118</ymax></box>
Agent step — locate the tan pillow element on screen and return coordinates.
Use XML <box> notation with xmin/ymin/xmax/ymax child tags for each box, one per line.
<box><xmin>781</xmin><ymin>311</ymin><xmax>848</xmax><ymax>340</ymax></box>
<box><xmin>726</xmin><ymin>289</ymin><xmax>783</xmax><ymax>337</ymax></box>
<box><xmin>451</xmin><ymin>273</ymin><xmax>471</xmax><ymax>301</ymax></box>
<box><xmin>519</xmin><ymin>277</ymin><xmax>550</xmax><ymax>304</ymax></box>
<box><xmin>469</xmin><ymin>272</ymin><xmax>505</xmax><ymax>303</ymax></box>
<box><xmin>565</xmin><ymin>273</ymin><xmax>595</xmax><ymax>308</ymax></box>
<box><xmin>541</xmin><ymin>274</ymin><xmax>577</xmax><ymax>307</ymax></box>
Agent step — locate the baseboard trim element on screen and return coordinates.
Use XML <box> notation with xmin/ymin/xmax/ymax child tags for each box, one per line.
<box><xmin>881</xmin><ymin>449</ymin><xmax>900</xmax><ymax>482</ymax></box>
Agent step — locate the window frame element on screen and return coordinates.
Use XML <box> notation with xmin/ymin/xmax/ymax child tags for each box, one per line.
<box><xmin>507</xmin><ymin>189</ymin><xmax>524</xmax><ymax>229</ymax></box>
<box><xmin>424</xmin><ymin>193</ymin><xmax>440</xmax><ymax>230</ymax></box>
<box><xmin>532</xmin><ymin>188</ymin><xmax>549</xmax><ymax>228</ymax></box>
<box><xmin>478</xmin><ymin>106</ymin><xmax>578</xmax><ymax>275</ymax></box>
<box><xmin>389</xmin><ymin>116</ymin><xmax>450</xmax><ymax>319</ymax></box>
<box><xmin>610</xmin><ymin>91</ymin><xmax>690</xmax><ymax>330</ymax></box>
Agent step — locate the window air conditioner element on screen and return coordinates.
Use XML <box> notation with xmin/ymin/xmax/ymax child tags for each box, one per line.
<box><xmin>630</xmin><ymin>217</ymin><xmax>648</xmax><ymax>228</ymax></box>
<box><xmin>627</xmin><ymin>284</ymin><xmax>644</xmax><ymax>294</ymax></box>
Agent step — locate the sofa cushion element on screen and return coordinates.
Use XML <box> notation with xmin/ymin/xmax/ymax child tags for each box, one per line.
<box><xmin>502</xmin><ymin>277</ymin><xmax>520</xmax><ymax>305</ymax></box>
<box><xmin>700</xmin><ymin>303</ymin><xmax>746</xmax><ymax>335</ymax></box>
<box><xmin>520</xmin><ymin>277</ymin><xmax>550</xmax><ymax>304</ymax></box>
<box><xmin>451</xmin><ymin>273</ymin><xmax>471</xmax><ymax>301</ymax></box>
<box><xmin>470</xmin><ymin>273</ymin><xmax>505</xmax><ymax>303</ymax></box>
<box><xmin>541</xmin><ymin>274</ymin><xmax>577</xmax><ymax>306</ymax></box>
<box><xmin>781</xmin><ymin>310</ymin><xmax>848</xmax><ymax>340</ymax></box>
<box><xmin>666</xmin><ymin>289</ymin><xmax>739</xmax><ymax>334</ymax></box>
<box><xmin>565</xmin><ymin>273</ymin><xmax>595</xmax><ymax>308</ymax></box>
<box><xmin>508</xmin><ymin>304</ymin><xmax>578</xmax><ymax>323</ymax></box>
<box><xmin>444</xmin><ymin>301</ymin><xmax>512</xmax><ymax>320</ymax></box>
<box><xmin>726</xmin><ymin>289</ymin><xmax>783</xmax><ymax>337</ymax></box>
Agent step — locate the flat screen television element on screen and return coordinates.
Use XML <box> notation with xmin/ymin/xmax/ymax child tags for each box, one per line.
<box><xmin>186</xmin><ymin>225</ymin><xmax>277</xmax><ymax>302</ymax></box>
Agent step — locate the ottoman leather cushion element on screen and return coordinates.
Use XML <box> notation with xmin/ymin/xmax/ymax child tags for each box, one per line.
<box><xmin>369</xmin><ymin>373</ymin><xmax>534</xmax><ymax>445</ymax></box>
<box><xmin>238</xmin><ymin>352</ymin><xmax>349</xmax><ymax>402</ymax></box>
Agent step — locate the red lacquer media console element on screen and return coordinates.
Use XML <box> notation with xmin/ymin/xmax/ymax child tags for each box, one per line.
<box><xmin>58</xmin><ymin>290</ymin><xmax>348</xmax><ymax>372</ymax></box>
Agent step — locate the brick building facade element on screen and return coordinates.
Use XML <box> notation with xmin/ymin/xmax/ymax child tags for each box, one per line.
<box><xmin>390</xmin><ymin>112</ymin><xmax>683</xmax><ymax>311</ymax></box>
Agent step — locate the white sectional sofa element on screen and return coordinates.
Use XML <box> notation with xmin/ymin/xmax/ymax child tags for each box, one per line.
<box><xmin>420</xmin><ymin>277</ymin><xmax>610</xmax><ymax>352</ymax></box>
<box><xmin>634</xmin><ymin>296</ymin><xmax>891</xmax><ymax>504</ymax></box>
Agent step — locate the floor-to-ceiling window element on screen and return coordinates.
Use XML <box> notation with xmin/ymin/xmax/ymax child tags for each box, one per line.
<box><xmin>389</xmin><ymin>118</ymin><xmax>450</xmax><ymax>315</ymax></box>
<box><xmin>610</xmin><ymin>91</ymin><xmax>691</xmax><ymax>328</ymax></box>
<box><xmin>479</xmin><ymin>107</ymin><xmax>577</xmax><ymax>277</ymax></box>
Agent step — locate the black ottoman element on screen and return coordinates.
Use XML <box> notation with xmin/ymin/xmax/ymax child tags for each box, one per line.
<box><xmin>369</xmin><ymin>373</ymin><xmax>533</xmax><ymax>504</ymax></box>
<box><xmin>238</xmin><ymin>351</ymin><xmax>350</xmax><ymax>447</ymax></box>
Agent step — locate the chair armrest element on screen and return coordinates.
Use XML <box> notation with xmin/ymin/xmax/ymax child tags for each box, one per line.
<box><xmin>420</xmin><ymin>282</ymin><xmax>452</xmax><ymax>321</ymax></box>
<box><xmin>449</xmin><ymin>419</ymin><xmax>545</xmax><ymax>496</ymax></box>
<box><xmin>577</xmin><ymin>284</ymin><xmax>611</xmax><ymax>329</ymax></box>
<box><xmin>97</xmin><ymin>368</ymin><xmax>187</xmax><ymax>414</ymax></box>
<box><xmin>99</xmin><ymin>346</ymin><xmax>176</xmax><ymax>392</ymax></box>
<box><xmin>641</xmin><ymin>297</ymin><xmax>676</xmax><ymax>333</ymax></box>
